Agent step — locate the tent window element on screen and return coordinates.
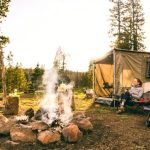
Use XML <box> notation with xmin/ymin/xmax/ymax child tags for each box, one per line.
<box><xmin>146</xmin><ymin>59</ymin><xmax>150</xmax><ymax>78</ymax></box>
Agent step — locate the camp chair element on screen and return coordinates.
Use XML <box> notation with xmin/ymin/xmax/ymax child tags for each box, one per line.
<box><xmin>134</xmin><ymin>82</ymin><xmax>150</xmax><ymax>105</ymax></box>
<box><xmin>142</xmin><ymin>82</ymin><xmax>150</xmax><ymax>103</ymax></box>
<box><xmin>140</xmin><ymin>82</ymin><xmax>150</xmax><ymax>127</ymax></box>
<box><xmin>130</xmin><ymin>82</ymin><xmax>150</xmax><ymax>127</ymax></box>
<box><xmin>116</xmin><ymin>82</ymin><xmax>150</xmax><ymax>113</ymax></box>
<box><xmin>143</xmin><ymin>106</ymin><xmax>150</xmax><ymax>127</ymax></box>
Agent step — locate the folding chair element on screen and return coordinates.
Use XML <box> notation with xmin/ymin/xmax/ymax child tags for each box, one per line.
<box><xmin>144</xmin><ymin>106</ymin><xmax>150</xmax><ymax>127</ymax></box>
<box><xmin>142</xmin><ymin>82</ymin><xmax>150</xmax><ymax>127</ymax></box>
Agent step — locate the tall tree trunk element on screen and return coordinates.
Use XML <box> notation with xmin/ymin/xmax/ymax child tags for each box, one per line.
<box><xmin>131</xmin><ymin>0</ymin><xmax>136</xmax><ymax>50</ymax></box>
<box><xmin>118</xmin><ymin>0</ymin><xmax>121</xmax><ymax>45</ymax></box>
<box><xmin>0</xmin><ymin>49</ymin><xmax>7</xmax><ymax>103</ymax></box>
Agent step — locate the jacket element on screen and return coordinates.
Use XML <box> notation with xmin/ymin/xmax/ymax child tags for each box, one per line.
<box><xmin>129</xmin><ymin>86</ymin><xmax>143</xmax><ymax>100</ymax></box>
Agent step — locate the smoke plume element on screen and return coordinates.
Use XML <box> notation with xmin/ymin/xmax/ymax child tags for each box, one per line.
<box><xmin>39</xmin><ymin>68</ymin><xmax>73</xmax><ymax>126</ymax></box>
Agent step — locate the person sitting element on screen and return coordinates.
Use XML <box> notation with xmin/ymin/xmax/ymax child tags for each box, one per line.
<box><xmin>117</xmin><ymin>78</ymin><xmax>143</xmax><ymax>113</ymax></box>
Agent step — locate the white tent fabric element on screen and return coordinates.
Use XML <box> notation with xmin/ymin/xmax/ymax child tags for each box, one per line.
<box><xmin>143</xmin><ymin>82</ymin><xmax>150</xmax><ymax>93</ymax></box>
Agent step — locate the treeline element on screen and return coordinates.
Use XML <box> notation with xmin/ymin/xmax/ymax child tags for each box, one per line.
<box><xmin>65</xmin><ymin>70</ymin><xmax>92</xmax><ymax>88</ymax></box>
<box><xmin>0</xmin><ymin>64</ymin><xmax>93</xmax><ymax>94</ymax></box>
<box><xmin>0</xmin><ymin>63</ymin><xmax>44</xmax><ymax>94</ymax></box>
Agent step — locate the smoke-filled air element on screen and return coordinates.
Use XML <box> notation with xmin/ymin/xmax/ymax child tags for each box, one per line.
<box><xmin>39</xmin><ymin>68</ymin><xmax>73</xmax><ymax>126</ymax></box>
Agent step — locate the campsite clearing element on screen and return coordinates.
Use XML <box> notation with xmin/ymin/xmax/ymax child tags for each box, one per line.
<box><xmin>0</xmin><ymin>90</ymin><xmax>150</xmax><ymax>150</ymax></box>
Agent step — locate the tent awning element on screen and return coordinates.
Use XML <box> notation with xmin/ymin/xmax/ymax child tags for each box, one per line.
<box><xmin>94</xmin><ymin>50</ymin><xmax>113</xmax><ymax>64</ymax></box>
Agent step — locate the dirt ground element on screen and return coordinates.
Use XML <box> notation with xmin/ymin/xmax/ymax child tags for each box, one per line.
<box><xmin>0</xmin><ymin>93</ymin><xmax>150</xmax><ymax>150</ymax></box>
<box><xmin>1</xmin><ymin>105</ymin><xmax>150</xmax><ymax>150</ymax></box>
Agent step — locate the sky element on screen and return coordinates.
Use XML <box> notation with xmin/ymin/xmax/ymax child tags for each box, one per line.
<box><xmin>1</xmin><ymin>0</ymin><xmax>150</xmax><ymax>71</ymax></box>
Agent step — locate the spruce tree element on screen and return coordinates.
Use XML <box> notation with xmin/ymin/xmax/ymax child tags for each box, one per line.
<box><xmin>109</xmin><ymin>0</ymin><xmax>145</xmax><ymax>51</ymax></box>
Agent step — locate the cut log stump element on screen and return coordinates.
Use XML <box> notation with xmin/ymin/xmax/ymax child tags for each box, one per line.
<box><xmin>4</xmin><ymin>96</ymin><xmax>19</xmax><ymax>115</ymax></box>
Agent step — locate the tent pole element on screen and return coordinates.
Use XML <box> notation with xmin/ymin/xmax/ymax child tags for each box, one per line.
<box><xmin>92</xmin><ymin>61</ymin><xmax>96</xmax><ymax>101</ymax></box>
<box><xmin>113</xmin><ymin>49</ymin><xmax>116</xmax><ymax>95</ymax></box>
<box><xmin>113</xmin><ymin>49</ymin><xmax>116</xmax><ymax>107</ymax></box>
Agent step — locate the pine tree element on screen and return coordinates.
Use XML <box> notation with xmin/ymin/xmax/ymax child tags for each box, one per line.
<box><xmin>109</xmin><ymin>0</ymin><xmax>126</xmax><ymax>48</ymax></box>
<box><xmin>6</xmin><ymin>63</ymin><xmax>28</xmax><ymax>93</ymax></box>
<box><xmin>128</xmin><ymin>0</ymin><xmax>145</xmax><ymax>51</ymax></box>
<box><xmin>109</xmin><ymin>0</ymin><xmax>145</xmax><ymax>51</ymax></box>
<box><xmin>31</xmin><ymin>64</ymin><xmax>44</xmax><ymax>91</ymax></box>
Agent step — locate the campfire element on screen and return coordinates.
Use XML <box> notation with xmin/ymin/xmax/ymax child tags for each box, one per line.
<box><xmin>0</xmin><ymin>68</ymin><xmax>93</xmax><ymax>145</ymax></box>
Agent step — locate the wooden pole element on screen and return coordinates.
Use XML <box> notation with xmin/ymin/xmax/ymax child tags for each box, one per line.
<box><xmin>0</xmin><ymin>49</ymin><xmax>7</xmax><ymax>103</ymax></box>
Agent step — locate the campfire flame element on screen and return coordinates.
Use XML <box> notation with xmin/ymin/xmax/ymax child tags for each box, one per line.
<box><xmin>39</xmin><ymin>68</ymin><xmax>73</xmax><ymax>126</ymax></box>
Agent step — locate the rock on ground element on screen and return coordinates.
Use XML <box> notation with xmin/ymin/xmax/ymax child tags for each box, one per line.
<box><xmin>10</xmin><ymin>124</ymin><xmax>37</xmax><ymax>143</ymax></box>
<box><xmin>73</xmin><ymin>111</ymin><xmax>86</xmax><ymax>120</ymax></box>
<box><xmin>34</xmin><ymin>109</ymin><xmax>42</xmax><ymax>120</ymax></box>
<box><xmin>0</xmin><ymin>116</ymin><xmax>16</xmax><ymax>135</ymax></box>
<box><xmin>24</xmin><ymin>108</ymin><xmax>34</xmax><ymax>119</ymax></box>
<box><xmin>37</xmin><ymin>130</ymin><xmax>61</xmax><ymax>144</ymax></box>
<box><xmin>30</xmin><ymin>121</ymin><xmax>49</xmax><ymax>131</ymax></box>
<box><xmin>76</xmin><ymin>118</ymin><xmax>93</xmax><ymax>132</ymax></box>
<box><xmin>62</xmin><ymin>123</ymin><xmax>83</xmax><ymax>143</ymax></box>
<box><xmin>0</xmin><ymin>115</ymin><xmax>8</xmax><ymax>124</ymax></box>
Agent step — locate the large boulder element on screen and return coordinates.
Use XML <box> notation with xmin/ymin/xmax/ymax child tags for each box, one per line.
<box><xmin>10</xmin><ymin>124</ymin><xmax>37</xmax><ymax>142</ymax></box>
<box><xmin>37</xmin><ymin>130</ymin><xmax>61</xmax><ymax>144</ymax></box>
<box><xmin>62</xmin><ymin>123</ymin><xmax>83</xmax><ymax>143</ymax></box>
<box><xmin>0</xmin><ymin>116</ymin><xmax>16</xmax><ymax>135</ymax></box>
<box><xmin>30</xmin><ymin>121</ymin><xmax>49</xmax><ymax>131</ymax></box>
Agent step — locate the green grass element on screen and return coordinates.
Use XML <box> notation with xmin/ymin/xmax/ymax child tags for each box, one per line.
<box><xmin>17</xmin><ymin>90</ymin><xmax>116</xmax><ymax>114</ymax></box>
<box><xmin>0</xmin><ymin>89</ymin><xmax>132</xmax><ymax>116</ymax></box>
<box><xmin>1</xmin><ymin>89</ymin><xmax>146</xmax><ymax>116</ymax></box>
<box><xmin>19</xmin><ymin>98</ymin><xmax>40</xmax><ymax>112</ymax></box>
<box><xmin>18</xmin><ymin>89</ymin><xmax>94</xmax><ymax>113</ymax></box>
<box><xmin>74</xmin><ymin>89</ymin><xmax>93</xmax><ymax>111</ymax></box>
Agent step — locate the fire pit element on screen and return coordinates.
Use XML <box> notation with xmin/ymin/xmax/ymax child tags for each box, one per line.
<box><xmin>0</xmin><ymin>68</ymin><xmax>93</xmax><ymax>145</ymax></box>
<box><xmin>0</xmin><ymin>109</ymin><xmax>93</xmax><ymax>145</ymax></box>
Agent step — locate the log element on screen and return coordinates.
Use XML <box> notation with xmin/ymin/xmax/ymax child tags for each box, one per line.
<box><xmin>4</xmin><ymin>96</ymin><xmax>19</xmax><ymax>115</ymax></box>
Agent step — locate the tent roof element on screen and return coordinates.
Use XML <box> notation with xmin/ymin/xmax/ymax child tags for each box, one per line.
<box><xmin>94</xmin><ymin>50</ymin><xmax>113</xmax><ymax>64</ymax></box>
<box><xmin>94</xmin><ymin>48</ymin><xmax>150</xmax><ymax>64</ymax></box>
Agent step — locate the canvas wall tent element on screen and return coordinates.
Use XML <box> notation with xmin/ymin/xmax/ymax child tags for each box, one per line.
<box><xmin>93</xmin><ymin>48</ymin><xmax>150</xmax><ymax>99</ymax></box>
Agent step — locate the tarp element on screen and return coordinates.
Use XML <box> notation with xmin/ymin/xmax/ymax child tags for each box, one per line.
<box><xmin>94</xmin><ymin>49</ymin><xmax>150</xmax><ymax>97</ymax></box>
